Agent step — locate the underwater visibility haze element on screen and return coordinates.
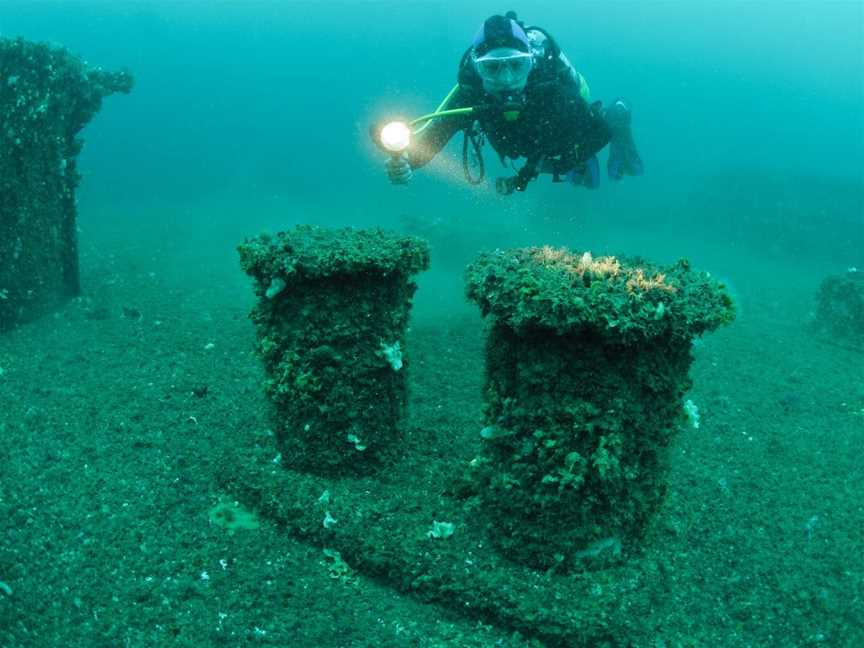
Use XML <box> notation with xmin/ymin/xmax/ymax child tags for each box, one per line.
<box><xmin>0</xmin><ymin>1</ymin><xmax>862</xmax><ymax>646</ymax></box>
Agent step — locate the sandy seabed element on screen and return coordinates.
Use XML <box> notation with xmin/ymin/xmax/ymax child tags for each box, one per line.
<box><xmin>1</xmin><ymin>208</ymin><xmax>862</xmax><ymax>648</ymax></box>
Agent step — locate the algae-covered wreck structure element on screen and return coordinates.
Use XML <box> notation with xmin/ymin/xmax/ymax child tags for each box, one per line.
<box><xmin>239</xmin><ymin>225</ymin><xmax>430</xmax><ymax>474</ymax></box>
<box><xmin>464</xmin><ymin>246</ymin><xmax>735</xmax><ymax>571</ymax></box>
<box><xmin>227</xmin><ymin>233</ymin><xmax>736</xmax><ymax>644</ymax></box>
<box><xmin>0</xmin><ymin>37</ymin><xmax>132</xmax><ymax>332</ymax></box>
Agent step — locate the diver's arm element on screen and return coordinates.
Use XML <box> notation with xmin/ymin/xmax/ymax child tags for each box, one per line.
<box><xmin>404</xmin><ymin>87</ymin><xmax>475</xmax><ymax>169</ymax></box>
<box><xmin>528</xmin><ymin>28</ymin><xmax>590</xmax><ymax>103</ymax></box>
<box><xmin>554</xmin><ymin>47</ymin><xmax>591</xmax><ymax>103</ymax></box>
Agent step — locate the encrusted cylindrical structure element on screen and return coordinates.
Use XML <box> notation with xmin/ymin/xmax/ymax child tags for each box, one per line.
<box><xmin>239</xmin><ymin>225</ymin><xmax>429</xmax><ymax>474</ymax></box>
<box><xmin>0</xmin><ymin>37</ymin><xmax>132</xmax><ymax>332</ymax></box>
<box><xmin>465</xmin><ymin>246</ymin><xmax>735</xmax><ymax>571</ymax></box>
<box><xmin>811</xmin><ymin>269</ymin><xmax>863</xmax><ymax>349</ymax></box>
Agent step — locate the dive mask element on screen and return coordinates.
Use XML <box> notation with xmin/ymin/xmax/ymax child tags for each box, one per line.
<box><xmin>473</xmin><ymin>48</ymin><xmax>533</xmax><ymax>93</ymax></box>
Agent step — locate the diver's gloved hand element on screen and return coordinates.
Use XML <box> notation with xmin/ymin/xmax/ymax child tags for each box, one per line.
<box><xmin>385</xmin><ymin>155</ymin><xmax>413</xmax><ymax>185</ymax></box>
<box><xmin>604</xmin><ymin>99</ymin><xmax>644</xmax><ymax>181</ymax></box>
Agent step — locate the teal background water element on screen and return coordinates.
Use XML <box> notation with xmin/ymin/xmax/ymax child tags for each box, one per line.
<box><xmin>1</xmin><ymin>2</ymin><xmax>863</xmax><ymax>646</ymax></box>
<box><xmin>4</xmin><ymin>1</ymin><xmax>862</xmax><ymax>219</ymax></box>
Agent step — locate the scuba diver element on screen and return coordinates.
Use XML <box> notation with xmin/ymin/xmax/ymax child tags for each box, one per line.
<box><xmin>372</xmin><ymin>12</ymin><xmax>643</xmax><ymax>195</ymax></box>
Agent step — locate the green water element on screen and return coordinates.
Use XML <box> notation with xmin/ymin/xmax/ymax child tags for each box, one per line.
<box><xmin>1</xmin><ymin>1</ymin><xmax>862</xmax><ymax>646</ymax></box>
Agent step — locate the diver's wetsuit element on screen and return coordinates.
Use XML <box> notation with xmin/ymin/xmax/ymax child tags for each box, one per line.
<box><xmin>406</xmin><ymin>29</ymin><xmax>612</xmax><ymax>186</ymax></box>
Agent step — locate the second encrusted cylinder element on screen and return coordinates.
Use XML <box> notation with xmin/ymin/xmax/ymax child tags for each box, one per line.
<box><xmin>465</xmin><ymin>247</ymin><xmax>735</xmax><ymax>571</ymax></box>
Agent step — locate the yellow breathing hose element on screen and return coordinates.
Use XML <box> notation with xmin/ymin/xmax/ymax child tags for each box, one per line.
<box><xmin>409</xmin><ymin>85</ymin><xmax>473</xmax><ymax>135</ymax></box>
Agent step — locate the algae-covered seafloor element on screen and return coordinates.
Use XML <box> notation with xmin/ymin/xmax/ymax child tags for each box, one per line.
<box><xmin>0</xmin><ymin>207</ymin><xmax>861</xmax><ymax>647</ymax></box>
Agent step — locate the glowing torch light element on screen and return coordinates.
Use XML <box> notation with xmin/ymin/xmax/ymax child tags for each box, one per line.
<box><xmin>379</xmin><ymin>121</ymin><xmax>411</xmax><ymax>154</ymax></box>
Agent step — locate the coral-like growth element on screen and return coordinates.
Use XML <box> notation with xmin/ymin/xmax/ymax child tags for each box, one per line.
<box><xmin>465</xmin><ymin>246</ymin><xmax>735</xmax><ymax>571</ymax></box>
<box><xmin>466</xmin><ymin>246</ymin><xmax>734</xmax><ymax>342</ymax></box>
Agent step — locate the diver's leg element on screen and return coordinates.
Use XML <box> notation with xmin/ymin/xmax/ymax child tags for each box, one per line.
<box><xmin>604</xmin><ymin>99</ymin><xmax>644</xmax><ymax>181</ymax></box>
<box><xmin>567</xmin><ymin>156</ymin><xmax>600</xmax><ymax>189</ymax></box>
